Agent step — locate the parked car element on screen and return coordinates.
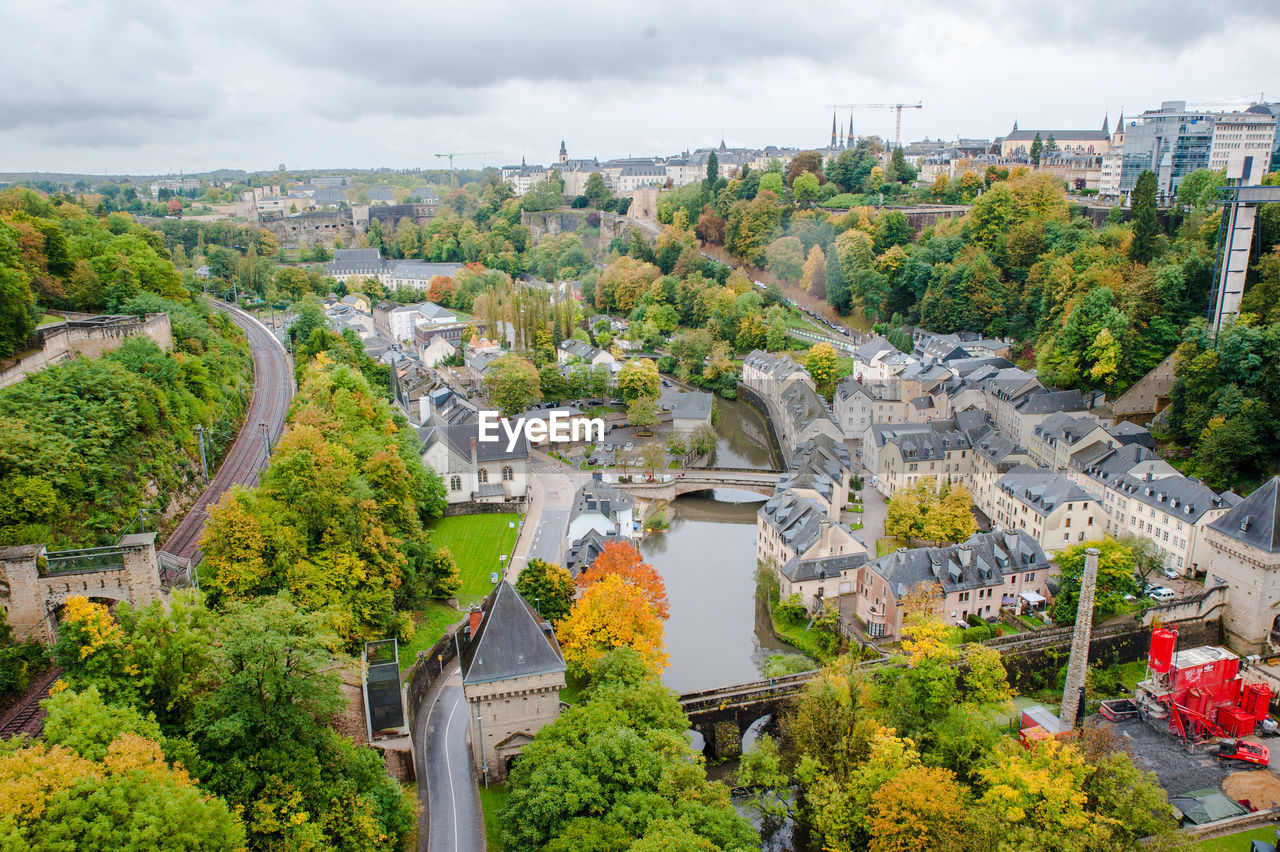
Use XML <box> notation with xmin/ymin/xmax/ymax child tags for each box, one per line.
<box><xmin>1160</xmin><ymin>567</ymin><xmax>1179</xmax><ymax>580</ymax></box>
<box><xmin>603</xmin><ymin>444</ymin><xmax>614</xmax><ymax>452</ymax></box>
<box><xmin>1146</xmin><ymin>586</ymin><xmax>1176</xmax><ymax>602</ymax></box>
<box><xmin>623</xmin><ymin>442</ymin><xmax>634</xmax><ymax>451</ymax></box>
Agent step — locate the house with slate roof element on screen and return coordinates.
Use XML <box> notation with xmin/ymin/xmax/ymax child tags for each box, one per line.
<box><xmin>1106</xmin><ymin>471</ymin><xmax>1236</xmax><ymax>577</ymax></box>
<box><xmin>835</xmin><ymin>377</ymin><xmax>909</xmax><ymax>440</ymax></box>
<box><xmin>990</xmin><ymin>470</ymin><xmax>1103</xmax><ymax>554</ymax></box>
<box><xmin>1204</xmin><ymin>477</ymin><xmax>1280</xmax><ymax>652</ymax></box>
<box><xmin>1027</xmin><ymin>412</ymin><xmax>1116</xmax><ymax>471</ymax></box>
<box><xmin>862</xmin><ymin>421</ymin><xmax>974</xmax><ymax>498</ymax></box>
<box><xmin>563</xmin><ymin>528</ymin><xmax>625</xmax><ymax>579</ymax></box>
<box><xmin>756</xmin><ymin>489</ymin><xmax>863</xmax><ymax>571</ymax></box>
<box><xmin>846</xmin><ymin>530</ymin><xmax>1052</xmax><ymax>639</ymax></box>
<box><xmin>418</xmin><ymin>421</ymin><xmax>530</xmax><ymax>504</ymax></box>
<box><xmin>460</xmin><ymin>582</ymin><xmax>566</xmax><ymax>780</ymax></box>
<box><xmin>566</xmin><ymin>474</ymin><xmax>637</xmax><ymax>542</ymax></box>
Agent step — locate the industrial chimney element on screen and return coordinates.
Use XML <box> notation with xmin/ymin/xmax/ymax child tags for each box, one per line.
<box><xmin>1060</xmin><ymin>547</ymin><xmax>1100</xmax><ymax>728</ymax></box>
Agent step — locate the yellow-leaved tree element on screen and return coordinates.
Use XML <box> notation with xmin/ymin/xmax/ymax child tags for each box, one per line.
<box><xmin>558</xmin><ymin>573</ymin><xmax>667</xmax><ymax>678</ymax></box>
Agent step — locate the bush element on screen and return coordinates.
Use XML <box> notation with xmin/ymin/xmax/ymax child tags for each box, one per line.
<box><xmin>774</xmin><ymin>594</ymin><xmax>808</xmax><ymax>626</ymax></box>
<box><xmin>762</xmin><ymin>652</ymin><xmax>817</xmax><ymax>678</ymax></box>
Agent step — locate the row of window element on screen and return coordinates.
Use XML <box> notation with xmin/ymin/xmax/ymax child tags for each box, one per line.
<box><xmin>448</xmin><ymin>466</ymin><xmax>516</xmax><ymax>491</ymax></box>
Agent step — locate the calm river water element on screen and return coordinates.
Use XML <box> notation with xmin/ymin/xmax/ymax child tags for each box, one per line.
<box><xmin>641</xmin><ymin>490</ymin><xmax>795</xmax><ymax>693</ymax></box>
<box><xmin>709</xmin><ymin>395</ymin><xmax>777</xmax><ymax>470</ymax></box>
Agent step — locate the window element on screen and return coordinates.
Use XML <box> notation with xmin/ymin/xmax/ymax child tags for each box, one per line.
<box><xmin>502</xmin><ymin>465</ymin><xmax>514</xmax><ymax>481</ymax></box>
<box><xmin>1066</xmin><ymin>517</ymin><xmax>1071</xmax><ymax>528</ymax></box>
<box><xmin>478</xmin><ymin>468</ymin><xmax>489</xmax><ymax>484</ymax></box>
<box><xmin>1025</xmin><ymin>573</ymin><xmax>1034</xmax><ymax>582</ymax></box>
<box><xmin>449</xmin><ymin>475</ymin><xmax>461</xmax><ymax>491</ymax></box>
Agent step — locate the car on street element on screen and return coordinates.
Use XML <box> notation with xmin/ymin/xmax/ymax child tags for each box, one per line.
<box><xmin>1161</xmin><ymin>567</ymin><xmax>1180</xmax><ymax>580</ymax></box>
<box><xmin>603</xmin><ymin>444</ymin><xmax>614</xmax><ymax>452</ymax></box>
<box><xmin>623</xmin><ymin>442</ymin><xmax>634</xmax><ymax>451</ymax></box>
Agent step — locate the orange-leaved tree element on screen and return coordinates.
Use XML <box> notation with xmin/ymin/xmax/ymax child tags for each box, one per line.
<box><xmin>577</xmin><ymin>539</ymin><xmax>669</xmax><ymax>620</ymax></box>
<box><xmin>558</xmin><ymin>573</ymin><xmax>667</xmax><ymax>678</ymax></box>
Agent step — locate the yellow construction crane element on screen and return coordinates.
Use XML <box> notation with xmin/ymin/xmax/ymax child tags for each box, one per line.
<box><xmin>827</xmin><ymin>102</ymin><xmax>923</xmax><ymax>149</ymax></box>
<box><xmin>433</xmin><ymin>151</ymin><xmax>497</xmax><ymax>186</ymax></box>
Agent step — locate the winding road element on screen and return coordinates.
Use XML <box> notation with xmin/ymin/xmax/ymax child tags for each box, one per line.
<box><xmin>159</xmin><ymin>301</ymin><xmax>293</xmax><ymax>564</ymax></box>
<box><xmin>416</xmin><ymin>667</ymin><xmax>484</xmax><ymax>852</ymax></box>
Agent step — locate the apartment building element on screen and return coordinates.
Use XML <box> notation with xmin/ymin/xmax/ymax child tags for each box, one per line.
<box><xmin>990</xmin><ymin>470</ymin><xmax>1103</xmax><ymax>554</ymax></box>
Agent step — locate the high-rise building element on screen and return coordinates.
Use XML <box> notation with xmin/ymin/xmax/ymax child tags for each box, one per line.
<box><xmin>1118</xmin><ymin>101</ymin><xmax>1214</xmax><ymax>200</ymax></box>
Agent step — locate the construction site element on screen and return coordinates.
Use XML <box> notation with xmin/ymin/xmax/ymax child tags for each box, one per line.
<box><xmin>1015</xmin><ymin>550</ymin><xmax>1280</xmax><ymax>846</ymax></box>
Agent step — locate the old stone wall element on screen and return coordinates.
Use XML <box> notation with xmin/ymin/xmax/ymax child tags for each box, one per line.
<box><xmin>261</xmin><ymin>210</ymin><xmax>360</xmax><ymax>249</ymax></box>
<box><xmin>1108</xmin><ymin>350</ymin><xmax>1177</xmax><ymax>421</ymax></box>
<box><xmin>0</xmin><ymin>313</ymin><xmax>173</xmax><ymax>390</ymax></box>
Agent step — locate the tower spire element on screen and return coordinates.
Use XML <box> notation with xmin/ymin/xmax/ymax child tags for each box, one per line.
<box><xmin>830</xmin><ymin>111</ymin><xmax>838</xmax><ymax>148</ymax></box>
<box><xmin>559</xmin><ymin>139</ymin><xmax>567</xmax><ymax>163</ymax></box>
<box><xmin>1102</xmin><ymin>113</ymin><xmax>1110</xmax><ymax>137</ymax></box>
<box><xmin>848</xmin><ymin>112</ymin><xmax>855</xmax><ymax>148</ymax></box>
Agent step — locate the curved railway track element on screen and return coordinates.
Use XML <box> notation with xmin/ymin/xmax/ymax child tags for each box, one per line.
<box><xmin>159</xmin><ymin>301</ymin><xmax>293</xmax><ymax>564</ymax></box>
<box><xmin>0</xmin><ymin>666</ymin><xmax>61</xmax><ymax>738</ymax></box>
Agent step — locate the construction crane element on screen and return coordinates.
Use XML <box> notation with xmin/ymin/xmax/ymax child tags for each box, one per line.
<box><xmin>827</xmin><ymin>102</ymin><xmax>923</xmax><ymax>149</ymax></box>
<box><xmin>433</xmin><ymin>151</ymin><xmax>497</xmax><ymax>187</ymax></box>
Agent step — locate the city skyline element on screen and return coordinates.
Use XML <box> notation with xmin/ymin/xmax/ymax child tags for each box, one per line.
<box><xmin>2</xmin><ymin>0</ymin><xmax>1279</xmax><ymax>174</ymax></box>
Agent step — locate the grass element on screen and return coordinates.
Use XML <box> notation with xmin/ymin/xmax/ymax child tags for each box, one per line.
<box><xmin>478</xmin><ymin>783</ymin><xmax>510</xmax><ymax>851</ymax></box>
<box><xmin>667</xmin><ymin>460</ymin><xmax>683</xmax><ymax>468</ymax></box>
<box><xmin>399</xmin><ymin>601</ymin><xmax>461</xmax><ymax>674</ymax></box>
<box><xmin>1116</xmin><ymin>660</ymin><xmax>1149</xmax><ymax>690</ymax></box>
<box><xmin>35</xmin><ymin>313</ymin><xmax>62</xmax><ymax>327</ymax></box>
<box><xmin>849</xmin><ymin>521</ymin><xmax>863</xmax><ymax>531</ymax></box>
<box><xmin>876</xmin><ymin>536</ymin><xmax>903</xmax><ymax>558</ymax></box>
<box><xmin>425</xmin><ymin>513</ymin><xmax>521</xmax><ymax>606</ymax></box>
<box><xmin>771</xmin><ymin>614</ymin><xmax>836</xmax><ymax>663</ymax></box>
<box><xmin>1190</xmin><ymin>827</ymin><xmax>1280</xmax><ymax>850</ymax></box>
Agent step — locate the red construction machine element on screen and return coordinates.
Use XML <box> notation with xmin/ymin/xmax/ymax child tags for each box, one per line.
<box><xmin>1133</xmin><ymin>626</ymin><xmax>1274</xmax><ymax>750</ymax></box>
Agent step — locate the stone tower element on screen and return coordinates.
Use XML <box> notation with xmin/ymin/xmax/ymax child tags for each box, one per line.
<box><xmin>559</xmin><ymin>139</ymin><xmax>567</xmax><ymax>164</ymax></box>
<box><xmin>1059</xmin><ymin>547</ymin><xmax>1100</xmax><ymax>727</ymax></box>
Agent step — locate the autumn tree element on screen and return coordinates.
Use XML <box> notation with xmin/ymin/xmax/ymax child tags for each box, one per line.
<box><xmin>801</xmin><ymin>244</ymin><xmax>827</xmax><ymax>298</ymax></box>
<box><xmin>558</xmin><ymin>573</ymin><xmax>668</xmax><ymax>677</ymax></box>
<box><xmin>922</xmin><ymin>483</ymin><xmax>977</xmax><ymax>545</ymax></box>
<box><xmin>868</xmin><ymin>765</ymin><xmax>976</xmax><ymax>852</ymax></box>
<box><xmin>1049</xmin><ymin>538</ymin><xmax>1140</xmax><ymax>624</ymax></box>
<box><xmin>806</xmin><ymin>342</ymin><xmax>839</xmax><ymax>399</ymax></box>
<box><xmin>787</xmin><ymin>150</ymin><xmax>825</xmax><ymax>186</ymax></box>
<box><xmin>486</xmin><ymin>352</ymin><xmax>543</xmax><ymax>416</ymax></box>
<box><xmin>578</xmin><ymin>539</ymin><xmax>670</xmax><ymax>619</ymax></box>
<box><xmin>616</xmin><ymin>357</ymin><xmax>659</xmax><ymax>401</ymax></box>
<box><xmin>515</xmin><ymin>558</ymin><xmax>576</xmax><ymax>624</ymax></box>
<box><xmin>765</xmin><ymin>236</ymin><xmax>805</xmax><ymax>283</ymax></box>
<box><xmin>627</xmin><ymin>395</ymin><xmax>659</xmax><ymax>435</ymax></box>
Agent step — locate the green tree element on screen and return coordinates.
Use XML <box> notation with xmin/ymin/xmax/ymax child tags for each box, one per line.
<box><xmin>765</xmin><ymin>236</ymin><xmax>805</xmax><ymax>282</ymax></box>
<box><xmin>0</xmin><ymin>266</ymin><xmax>35</xmax><ymax>359</ymax></box>
<box><xmin>627</xmin><ymin>395</ymin><xmax>659</xmax><ymax>434</ymax></box>
<box><xmin>515</xmin><ymin>558</ymin><xmax>576</xmax><ymax>623</ymax></box>
<box><xmin>1029</xmin><ymin>132</ymin><xmax>1043</xmax><ymax>166</ymax></box>
<box><xmin>486</xmin><ymin>353</ymin><xmax>543</xmax><ymax>416</ymax></box>
<box><xmin>793</xmin><ymin>171</ymin><xmax>821</xmax><ymax>202</ymax></box>
<box><xmin>706</xmin><ymin>151</ymin><xmax>719</xmax><ymax>187</ymax></box>
<box><xmin>616</xmin><ymin>357</ymin><xmax>660</xmax><ymax>401</ymax></box>
<box><xmin>1049</xmin><ymin>539</ymin><xmax>1140</xmax><ymax>624</ymax></box>
<box><xmin>1129</xmin><ymin>170</ymin><xmax>1160</xmax><ymax>264</ymax></box>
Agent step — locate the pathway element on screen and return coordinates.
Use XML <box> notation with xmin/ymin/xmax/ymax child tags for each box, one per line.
<box><xmin>416</xmin><ymin>664</ymin><xmax>483</xmax><ymax>852</ymax></box>
<box><xmin>506</xmin><ymin>452</ymin><xmax>574</xmax><ymax>580</ymax></box>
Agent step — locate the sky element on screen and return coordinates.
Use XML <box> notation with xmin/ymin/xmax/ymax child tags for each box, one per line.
<box><xmin>3</xmin><ymin>0</ymin><xmax>1280</xmax><ymax>176</ymax></box>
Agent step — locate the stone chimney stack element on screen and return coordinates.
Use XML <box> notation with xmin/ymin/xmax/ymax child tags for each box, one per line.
<box><xmin>470</xmin><ymin>437</ymin><xmax>478</xmax><ymax>465</ymax></box>
<box><xmin>1060</xmin><ymin>547</ymin><xmax>1100</xmax><ymax>728</ymax></box>
<box><xmin>819</xmin><ymin>517</ymin><xmax>832</xmax><ymax>555</ymax></box>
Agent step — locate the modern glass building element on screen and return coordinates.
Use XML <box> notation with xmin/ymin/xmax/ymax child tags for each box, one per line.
<box><xmin>1119</xmin><ymin>101</ymin><xmax>1215</xmax><ymax>200</ymax></box>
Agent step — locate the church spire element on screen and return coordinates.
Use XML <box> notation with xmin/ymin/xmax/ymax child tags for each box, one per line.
<box><xmin>830</xmin><ymin>111</ymin><xmax>838</xmax><ymax>148</ymax></box>
<box><xmin>1102</xmin><ymin>113</ymin><xmax>1110</xmax><ymax>137</ymax></box>
<box><xmin>847</xmin><ymin>112</ymin><xmax>855</xmax><ymax>148</ymax></box>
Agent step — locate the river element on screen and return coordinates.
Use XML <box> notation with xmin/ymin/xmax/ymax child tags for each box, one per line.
<box><xmin>641</xmin><ymin>490</ymin><xmax>796</xmax><ymax>693</ymax></box>
<box><xmin>709</xmin><ymin>394</ymin><xmax>778</xmax><ymax>470</ymax></box>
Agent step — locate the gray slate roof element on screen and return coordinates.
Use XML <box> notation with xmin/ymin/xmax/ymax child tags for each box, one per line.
<box><xmin>1208</xmin><ymin>477</ymin><xmax>1280</xmax><ymax>554</ymax></box>
<box><xmin>570</xmin><ymin>477</ymin><xmax>635</xmax><ymax>524</ymax></box>
<box><xmin>564</xmin><ymin>528</ymin><xmax>624</xmax><ymax>579</ymax></box>
<box><xmin>461</xmin><ymin>581</ymin><xmax>565</xmax><ymax>685</ymax></box>
<box><xmin>780</xmin><ymin>551</ymin><xmax>868</xmax><ymax>583</ymax></box>
<box><xmin>1111</xmin><ymin>472</ymin><xmax>1231</xmax><ymax>524</ymax></box>
<box><xmin>672</xmin><ymin>390</ymin><xmax>712</xmax><ymax>421</ymax></box>
<box><xmin>866</xmin><ymin>530</ymin><xmax>1048</xmax><ymax>599</ymax></box>
<box><xmin>997</xmin><ymin>471</ymin><xmax>1098</xmax><ymax>516</ymax></box>
<box><xmin>418</xmin><ymin>420</ymin><xmax>530</xmax><ymax>462</ymax></box>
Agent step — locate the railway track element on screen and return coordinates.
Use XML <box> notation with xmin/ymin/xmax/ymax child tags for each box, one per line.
<box><xmin>159</xmin><ymin>301</ymin><xmax>293</xmax><ymax>564</ymax></box>
<box><xmin>0</xmin><ymin>667</ymin><xmax>61</xmax><ymax>738</ymax></box>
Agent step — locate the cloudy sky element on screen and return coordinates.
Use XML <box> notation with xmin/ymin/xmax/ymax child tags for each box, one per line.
<box><xmin>3</xmin><ymin>0</ymin><xmax>1279</xmax><ymax>176</ymax></box>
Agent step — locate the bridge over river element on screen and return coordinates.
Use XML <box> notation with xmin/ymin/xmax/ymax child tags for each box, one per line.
<box><xmin>603</xmin><ymin>468</ymin><xmax>782</xmax><ymax>508</ymax></box>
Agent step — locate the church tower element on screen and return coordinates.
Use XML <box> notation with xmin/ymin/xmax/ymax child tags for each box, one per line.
<box><xmin>559</xmin><ymin>139</ymin><xmax>567</xmax><ymax>164</ymax></box>
<box><xmin>830</xmin><ymin>111</ymin><xmax>838</xmax><ymax>149</ymax></box>
<box><xmin>847</xmin><ymin>113</ymin><xmax>855</xmax><ymax>148</ymax></box>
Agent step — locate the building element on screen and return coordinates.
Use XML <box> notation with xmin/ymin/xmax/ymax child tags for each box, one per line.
<box><xmin>566</xmin><ymin>475</ymin><xmax>637</xmax><ymax>542</ymax></box>
<box><xmin>756</xmin><ymin>489</ymin><xmax>863</xmax><ymax>571</ymax></box>
<box><xmin>671</xmin><ymin>390</ymin><xmax>713</xmax><ymax>435</ymax></box>
<box><xmin>373</xmin><ymin>300</ymin><xmax>423</xmax><ymax>343</ymax></box>
<box><xmin>382</xmin><ymin>262</ymin><xmax>463</xmax><ymax>291</ymax></box>
<box><xmin>743</xmin><ymin>350</ymin><xmax>841</xmax><ymax>458</ymax></box>
<box><xmin>563</xmin><ymin>528</ymin><xmax>624</xmax><ymax>579</ymax></box>
<box><xmin>999</xmin><ymin>121</ymin><xmax>1112</xmax><ymax>157</ymax></box>
<box><xmin>846</xmin><ymin>530</ymin><xmax>1052</xmax><ymax>640</ymax></box>
<box><xmin>1105</xmin><ymin>471</ymin><xmax>1236</xmax><ymax>577</ymax></box>
<box><xmin>971</xmin><ymin>431</ymin><xmax>1032</xmax><ymax>519</ymax></box>
<box><xmin>1208</xmin><ymin>110</ymin><xmax>1277</xmax><ymax>180</ymax></box>
<box><xmin>461</xmin><ymin>582</ymin><xmax>566</xmax><ymax>781</ymax></box>
<box><xmin>779</xmin><ymin>552</ymin><xmax>868</xmax><ymax>613</ymax></box>
<box><xmin>990</xmin><ymin>470</ymin><xmax>1103</xmax><ymax>554</ymax></box>
<box><xmin>1027</xmin><ymin>412</ymin><xmax>1116</xmax><ymax>472</ymax></box>
<box><xmin>862</xmin><ymin>421</ymin><xmax>973</xmax><ymax>498</ymax></box>
<box><xmin>557</xmin><ymin>338</ymin><xmax>616</xmax><ymax>368</ymax></box>
<box><xmin>1203</xmin><ymin>477</ymin><xmax>1280</xmax><ymax>652</ymax></box>
<box><xmin>1117</xmin><ymin>102</ymin><xmax>1216</xmax><ymax>200</ymax></box>
<box><xmin>327</xmin><ymin>248</ymin><xmax>387</xmax><ymax>284</ymax></box>
<box><xmin>835</xmin><ymin>378</ymin><xmax>909</xmax><ymax>440</ymax></box>
<box><xmin>419</xmin><ymin>421</ymin><xmax>531</xmax><ymax>503</ymax></box>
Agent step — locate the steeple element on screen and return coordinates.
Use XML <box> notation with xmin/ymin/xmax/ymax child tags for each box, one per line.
<box><xmin>718</xmin><ymin>138</ymin><xmax>727</xmax><ymax>153</ymax></box>
<box><xmin>848</xmin><ymin>112</ymin><xmax>855</xmax><ymax>148</ymax></box>
<box><xmin>1102</xmin><ymin>113</ymin><xmax>1110</xmax><ymax>137</ymax></box>
<box><xmin>521</xmin><ymin>155</ymin><xmax>526</xmax><ymax>169</ymax></box>
<box><xmin>830</xmin><ymin>111</ymin><xmax>838</xmax><ymax>148</ymax></box>
<box><xmin>558</xmin><ymin>139</ymin><xmax>567</xmax><ymax>164</ymax></box>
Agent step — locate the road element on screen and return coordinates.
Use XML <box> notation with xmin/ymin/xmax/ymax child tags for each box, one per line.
<box><xmin>416</xmin><ymin>667</ymin><xmax>483</xmax><ymax>852</ymax></box>
<box><xmin>507</xmin><ymin>452</ymin><xmax>575</xmax><ymax>579</ymax></box>
<box><xmin>159</xmin><ymin>300</ymin><xmax>293</xmax><ymax>564</ymax></box>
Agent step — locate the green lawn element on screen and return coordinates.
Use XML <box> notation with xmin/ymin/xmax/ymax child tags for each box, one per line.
<box><xmin>771</xmin><ymin>614</ymin><xmax>836</xmax><ymax>663</ymax></box>
<box><xmin>1116</xmin><ymin>660</ymin><xmax>1149</xmax><ymax>690</ymax></box>
<box><xmin>425</xmin><ymin>513</ymin><xmax>521</xmax><ymax>606</ymax></box>
<box><xmin>479</xmin><ymin>783</ymin><xmax>510</xmax><ymax>851</ymax></box>
<box><xmin>1191</xmin><ymin>826</ymin><xmax>1280</xmax><ymax>850</ymax></box>
<box><xmin>35</xmin><ymin>313</ymin><xmax>62</xmax><ymax>327</ymax></box>
<box><xmin>876</xmin><ymin>536</ymin><xmax>903</xmax><ymax>558</ymax></box>
<box><xmin>399</xmin><ymin>601</ymin><xmax>462</xmax><ymax>674</ymax></box>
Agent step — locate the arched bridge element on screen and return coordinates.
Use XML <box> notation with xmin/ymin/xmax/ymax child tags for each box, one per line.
<box><xmin>678</xmin><ymin>671</ymin><xmax>817</xmax><ymax>760</ymax></box>
<box><xmin>605</xmin><ymin>468</ymin><xmax>781</xmax><ymax>503</ymax></box>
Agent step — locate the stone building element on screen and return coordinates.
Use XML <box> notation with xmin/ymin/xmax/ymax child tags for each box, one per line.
<box><xmin>461</xmin><ymin>582</ymin><xmax>566</xmax><ymax>781</ymax></box>
<box><xmin>0</xmin><ymin>534</ymin><xmax>163</xmax><ymax>644</ymax></box>
<box><xmin>1204</xmin><ymin>477</ymin><xmax>1280</xmax><ymax>653</ymax></box>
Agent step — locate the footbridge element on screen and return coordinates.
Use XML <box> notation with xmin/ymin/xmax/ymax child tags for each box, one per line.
<box><xmin>603</xmin><ymin>468</ymin><xmax>782</xmax><ymax>503</ymax></box>
<box><xmin>678</xmin><ymin>671</ymin><xmax>817</xmax><ymax>760</ymax></box>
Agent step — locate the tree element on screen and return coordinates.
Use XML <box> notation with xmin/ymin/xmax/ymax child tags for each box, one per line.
<box><xmin>801</xmin><ymin>245</ymin><xmax>827</xmax><ymax>298</ymax></box>
<box><xmin>887</xmin><ymin>147</ymin><xmax>917</xmax><ymax>185</ymax></box>
<box><xmin>1029</xmin><ymin>132</ymin><xmax>1043</xmax><ymax>166</ymax></box>
<box><xmin>706</xmin><ymin>151</ymin><xmax>719</xmax><ymax>187</ymax></box>
<box><xmin>922</xmin><ymin>484</ymin><xmax>976</xmax><ymax>545</ymax></box>
<box><xmin>787</xmin><ymin>151</ymin><xmax>825</xmax><ymax>187</ymax></box>
<box><xmin>503</xmin><ymin>650</ymin><xmax>756</xmax><ymax>850</ymax></box>
<box><xmin>825</xmin><ymin>242</ymin><xmax>851</xmax><ymax>312</ymax></box>
<box><xmin>616</xmin><ymin>357</ymin><xmax>659</xmax><ymax>401</ymax></box>
<box><xmin>724</xmin><ymin>195</ymin><xmax>781</xmax><ymax>264</ymax></box>
<box><xmin>486</xmin><ymin>353</ymin><xmax>542</xmax><ymax>416</ymax></box>
<box><xmin>627</xmin><ymin>395</ymin><xmax>659</xmax><ymax>435</ymax></box>
<box><xmin>885</xmin><ymin>479</ymin><xmax>933</xmax><ymax>542</ymax></box>
<box><xmin>639</xmin><ymin>441</ymin><xmax>665</xmax><ymax>481</ymax></box>
<box><xmin>558</xmin><ymin>574</ymin><xmax>668</xmax><ymax>677</ymax></box>
<box><xmin>806</xmin><ymin>342</ymin><xmax>839</xmax><ymax>399</ymax></box>
<box><xmin>868</xmin><ymin>765</ymin><xmax>975</xmax><ymax>852</ymax></box>
<box><xmin>578</xmin><ymin>539</ymin><xmax>670</xmax><ymax>619</ymax></box>
<box><xmin>515</xmin><ymin>558</ymin><xmax>576</xmax><ymax>623</ymax></box>
<box><xmin>1129</xmin><ymin>170</ymin><xmax>1160</xmax><ymax>264</ymax></box>
<box><xmin>765</xmin><ymin>236</ymin><xmax>805</xmax><ymax>283</ymax></box>
<box><xmin>1049</xmin><ymin>539</ymin><xmax>1140</xmax><ymax>624</ymax></box>
<box><xmin>793</xmin><ymin>171</ymin><xmax>821</xmax><ymax>202</ymax></box>
<box><xmin>0</xmin><ymin>267</ymin><xmax>35</xmax><ymax>359</ymax></box>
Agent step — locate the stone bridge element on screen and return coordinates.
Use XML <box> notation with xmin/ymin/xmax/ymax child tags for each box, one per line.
<box><xmin>603</xmin><ymin>468</ymin><xmax>781</xmax><ymax>510</ymax></box>
<box><xmin>0</xmin><ymin>534</ymin><xmax>168</xmax><ymax>643</ymax></box>
<box><xmin>679</xmin><ymin>672</ymin><xmax>818</xmax><ymax>760</ymax></box>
